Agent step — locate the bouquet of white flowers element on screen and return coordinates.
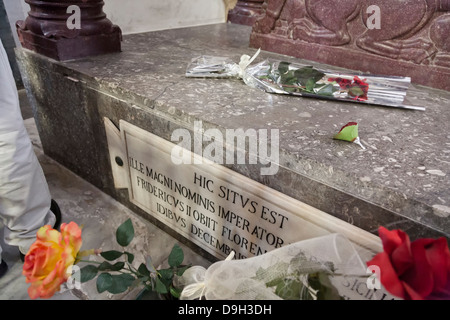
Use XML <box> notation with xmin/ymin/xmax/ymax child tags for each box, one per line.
<box><xmin>177</xmin><ymin>234</ymin><xmax>371</xmax><ymax>300</ymax></box>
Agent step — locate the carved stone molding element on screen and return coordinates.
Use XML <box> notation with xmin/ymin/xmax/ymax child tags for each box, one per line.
<box><xmin>250</xmin><ymin>0</ymin><xmax>450</xmax><ymax>91</ymax></box>
<box><xmin>16</xmin><ymin>0</ymin><xmax>122</xmax><ymax>61</ymax></box>
<box><xmin>228</xmin><ymin>0</ymin><xmax>265</xmax><ymax>26</ymax></box>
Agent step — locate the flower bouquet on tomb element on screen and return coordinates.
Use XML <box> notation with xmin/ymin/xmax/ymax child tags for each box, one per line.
<box><xmin>178</xmin><ymin>227</ymin><xmax>450</xmax><ymax>300</ymax></box>
<box><xmin>186</xmin><ymin>50</ymin><xmax>425</xmax><ymax>111</ymax></box>
<box><xmin>22</xmin><ymin>219</ymin><xmax>189</xmax><ymax>300</ymax></box>
<box><xmin>22</xmin><ymin>218</ymin><xmax>449</xmax><ymax>300</ymax></box>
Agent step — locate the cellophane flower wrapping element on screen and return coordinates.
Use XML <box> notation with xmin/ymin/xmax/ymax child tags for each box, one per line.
<box><xmin>178</xmin><ymin>234</ymin><xmax>369</xmax><ymax>300</ymax></box>
<box><xmin>185</xmin><ymin>55</ymin><xmax>242</xmax><ymax>78</ymax></box>
<box><xmin>186</xmin><ymin>54</ymin><xmax>425</xmax><ymax>111</ymax></box>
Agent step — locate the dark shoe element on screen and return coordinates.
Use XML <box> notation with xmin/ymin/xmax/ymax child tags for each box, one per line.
<box><xmin>20</xmin><ymin>199</ymin><xmax>62</xmax><ymax>262</ymax></box>
<box><xmin>0</xmin><ymin>259</ymin><xmax>8</xmax><ymax>279</ymax></box>
<box><xmin>51</xmin><ymin>199</ymin><xmax>62</xmax><ymax>231</ymax></box>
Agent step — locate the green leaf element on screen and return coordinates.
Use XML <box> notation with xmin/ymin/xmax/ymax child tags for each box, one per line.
<box><xmin>284</xmin><ymin>87</ymin><xmax>298</xmax><ymax>93</ymax></box>
<box><xmin>79</xmin><ymin>265</ymin><xmax>98</xmax><ymax>283</ymax></box>
<box><xmin>280</xmin><ymin>70</ymin><xmax>298</xmax><ymax>86</ymax></box>
<box><xmin>116</xmin><ymin>219</ymin><xmax>134</xmax><ymax>247</ymax></box>
<box><xmin>125</xmin><ymin>252</ymin><xmax>135</xmax><ymax>264</ymax></box>
<box><xmin>305</xmin><ymin>78</ymin><xmax>317</xmax><ymax>92</ymax></box>
<box><xmin>168</xmin><ymin>244</ymin><xmax>184</xmax><ymax>268</ymax></box>
<box><xmin>98</xmin><ymin>261</ymin><xmax>125</xmax><ymax>272</ymax></box>
<box><xmin>155</xmin><ymin>277</ymin><xmax>168</xmax><ymax>294</ymax></box>
<box><xmin>170</xmin><ymin>286</ymin><xmax>182</xmax><ymax>299</ymax></box>
<box><xmin>315</xmin><ymin>83</ymin><xmax>338</xmax><ymax>96</ymax></box>
<box><xmin>349</xmin><ymin>86</ymin><xmax>365</xmax><ymax>97</ymax></box>
<box><xmin>97</xmin><ymin>273</ymin><xmax>113</xmax><ymax>293</ymax></box>
<box><xmin>275</xmin><ymin>278</ymin><xmax>307</xmax><ymax>300</ymax></box>
<box><xmin>253</xmin><ymin>262</ymin><xmax>289</xmax><ymax>287</ymax></box>
<box><xmin>176</xmin><ymin>265</ymin><xmax>191</xmax><ymax>277</ymax></box>
<box><xmin>158</xmin><ymin>268</ymin><xmax>174</xmax><ymax>282</ymax></box>
<box><xmin>278</xmin><ymin>61</ymin><xmax>291</xmax><ymax>74</ymax></box>
<box><xmin>308</xmin><ymin>273</ymin><xmax>343</xmax><ymax>300</ymax></box>
<box><xmin>294</xmin><ymin>66</ymin><xmax>325</xmax><ymax>87</ymax></box>
<box><xmin>333</xmin><ymin>122</ymin><xmax>359</xmax><ymax>142</ymax></box>
<box><xmin>138</xmin><ymin>263</ymin><xmax>151</xmax><ymax>277</ymax></box>
<box><xmin>107</xmin><ymin>274</ymin><xmax>136</xmax><ymax>294</ymax></box>
<box><xmin>100</xmin><ymin>250</ymin><xmax>123</xmax><ymax>261</ymax></box>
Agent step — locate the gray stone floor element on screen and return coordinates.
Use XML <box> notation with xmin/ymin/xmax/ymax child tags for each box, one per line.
<box><xmin>0</xmin><ymin>90</ymin><xmax>211</xmax><ymax>300</ymax></box>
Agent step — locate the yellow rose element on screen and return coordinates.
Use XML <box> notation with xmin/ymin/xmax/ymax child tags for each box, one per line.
<box><xmin>22</xmin><ymin>222</ymin><xmax>82</xmax><ymax>299</ymax></box>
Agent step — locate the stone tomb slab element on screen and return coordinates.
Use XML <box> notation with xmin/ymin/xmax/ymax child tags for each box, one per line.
<box><xmin>16</xmin><ymin>23</ymin><xmax>449</xmax><ymax>265</ymax></box>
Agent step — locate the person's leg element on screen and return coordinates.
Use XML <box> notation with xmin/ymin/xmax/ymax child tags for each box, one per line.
<box><xmin>0</xmin><ymin>248</ymin><xmax>7</xmax><ymax>278</ymax></box>
<box><xmin>0</xmin><ymin>245</ymin><xmax>6</xmax><ymax>278</ymax></box>
<box><xmin>0</xmin><ymin>39</ymin><xmax>55</xmax><ymax>256</ymax></box>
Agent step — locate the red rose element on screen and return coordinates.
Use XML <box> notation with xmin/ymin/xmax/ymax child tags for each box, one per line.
<box><xmin>328</xmin><ymin>76</ymin><xmax>369</xmax><ymax>101</ymax></box>
<box><xmin>367</xmin><ymin>227</ymin><xmax>450</xmax><ymax>300</ymax></box>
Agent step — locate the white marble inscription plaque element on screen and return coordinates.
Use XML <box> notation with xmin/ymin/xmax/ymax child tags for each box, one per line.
<box><xmin>104</xmin><ymin>118</ymin><xmax>397</xmax><ymax>300</ymax></box>
<box><xmin>105</xmin><ymin>118</ymin><xmax>382</xmax><ymax>258</ymax></box>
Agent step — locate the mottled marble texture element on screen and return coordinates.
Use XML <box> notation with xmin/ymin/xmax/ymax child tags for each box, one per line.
<box><xmin>16</xmin><ymin>23</ymin><xmax>449</xmax><ymax>244</ymax></box>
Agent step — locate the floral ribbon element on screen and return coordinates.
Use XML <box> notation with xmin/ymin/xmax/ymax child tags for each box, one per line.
<box><xmin>180</xmin><ymin>251</ymin><xmax>235</xmax><ymax>300</ymax></box>
<box><xmin>228</xmin><ymin>49</ymin><xmax>261</xmax><ymax>79</ymax></box>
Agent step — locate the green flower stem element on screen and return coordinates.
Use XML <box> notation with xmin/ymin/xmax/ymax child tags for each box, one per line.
<box><xmin>332</xmin><ymin>273</ymin><xmax>370</xmax><ymax>278</ymax></box>
<box><xmin>280</xmin><ymin>84</ymin><xmax>305</xmax><ymax>89</ymax></box>
<box><xmin>77</xmin><ymin>260</ymin><xmax>103</xmax><ymax>265</ymax></box>
<box><xmin>78</xmin><ymin>260</ymin><xmax>138</xmax><ymax>276</ymax></box>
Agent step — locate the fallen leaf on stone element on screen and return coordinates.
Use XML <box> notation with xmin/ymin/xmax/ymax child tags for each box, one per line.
<box><xmin>333</xmin><ymin>122</ymin><xmax>365</xmax><ymax>150</ymax></box>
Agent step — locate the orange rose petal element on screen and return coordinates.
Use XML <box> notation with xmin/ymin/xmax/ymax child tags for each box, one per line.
<box><xmin>36</xmin><ymin>225</ymin><xmax>51</xmax><ymax>240</ymax></box>
<box><xmin>61</xmin><ymin>222</ymin><xmax>83</xmax><ymax>253</ymax></box>
<box><xmin>62</xmin><ymin>248</ymin><xmax>76</xmax><ymax>270</ymax></box>
<box><xmin>35</xmin><ymin>262</ymin><xmax>66</xmax><ymax>298</ymax></box>
<box><xmin>29</xmin><ymin>246</ymin><xmax>48</xmax><ymax>278</ymax></box>
<box><xmin>28</xmin><ymin>285</ymin><xmax>40</xmax><ymax>300</ymax></box>
<box><xmin>24</xmin><ymin>222</ymin><xmax>83</xmax><ymax>299</ymax></box>
<box><xmin>36</xmin><ymin>246</ymin><xmax>58</xmax><ymax>277</ymax></box>
<box><xmin>38</xmin><ymin>226</ymin><xmax>60</xmax><ymax>243</ymax></box>
<box><xmin>42</xmin><ymin>263</ymin><xmax>59</xmax><ymax>286</ymax></box>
